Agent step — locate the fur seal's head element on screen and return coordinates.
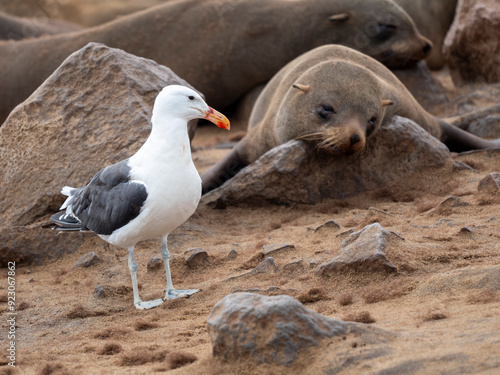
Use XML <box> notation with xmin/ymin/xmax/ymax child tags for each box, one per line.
<box><xmin>318</xmin><ymin>0</ymin><xmax>432</xmax><ymax>68</ymax></box>
<box><xmin>277</xmin><ymin>61</ymin><xmax>393</xmax><ymax>155</ymax></box>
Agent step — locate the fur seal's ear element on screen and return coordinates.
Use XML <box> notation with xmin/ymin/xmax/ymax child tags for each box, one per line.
<box><xmin>382</xmin><ymin>99</ymin><xmax>393</xmax><ymax>107</ymax></box>
<box><xmin>292</xmin><ymin>83</ymin><xmax>311</xmax><ymax>94</ymax></box>
<box><xmin>329</xmin><ymin>13</ymin><xmax>350</xmax><ymax>22</ymax></box>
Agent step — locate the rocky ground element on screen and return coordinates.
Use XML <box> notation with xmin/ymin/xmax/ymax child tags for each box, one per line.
<box><xmin>1</xmin><ymin>94</ymin><xmax>499</xmax><ymax>374</ymax></box>
<box><xmin>1</xmin><ymin>1</ymin><xmax>500</xmax><ymax>374</ymax></box>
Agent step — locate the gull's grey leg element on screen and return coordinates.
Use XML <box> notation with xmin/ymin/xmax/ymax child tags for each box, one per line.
<box><xmin>161</xmin><ymin>235</ymin><xmax>199</xmax><ymax>300</ymax></box>
<box><xmin>128</xmin><ymin>246</ymin><xmax>163</xmax><ymax>310</ymax></box>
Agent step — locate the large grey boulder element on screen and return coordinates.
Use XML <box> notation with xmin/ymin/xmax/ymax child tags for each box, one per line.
<box><xmin>206</xmin><ymin>292</ymin><xmax>392</xmax><ymax>366</ymax></box>
<box><xmin>0</xmin><ymin>42</ymin><xmax>198</xmax><ymax>265</ymax></box>
<box><xmin>444</xmin><ymin>0</ymin><xmax>500</xmax><ymax>84</ymax></box>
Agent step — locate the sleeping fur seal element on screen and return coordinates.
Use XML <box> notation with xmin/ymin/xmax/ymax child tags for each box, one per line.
<box><xmin>0</xmin><ymin>0</ymin><xmax>431</xmax><ymax>124</ymax></box>
<box><xmin>201</xmin><ymin>44</ymin><xmax>500</xmax><ymax>193</ymax></box>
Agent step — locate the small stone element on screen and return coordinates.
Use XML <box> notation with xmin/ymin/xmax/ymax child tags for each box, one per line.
<box><xmin>459</xmin><ymin>226</ymin><xmax>475</xmax><ymax>235</ymax></box>
<box><xmin>439</xmin><ymin>196</ymin><xmax>469</xmax><ymax>208</ymax></box>
<box><xmin>227</xmin><ymin>249</ymin><xmax>238</xmax><ymax>260</ymax></box>
<box><xmin>478</xmin><ymin>173</ymin><xmax>500</xmax><ymax>194</ymax></box>
<box><xmin>283</xmin><ymin>260</ymin><xmax>306</xmax><ymax>273</ymax></box>
<box><xmin>185</xmin><ymin>248</ymin><xmax>208</xmax><ymax>268</ymax></box>
<box><xmin>263</xmin><ymin>243</ymin><xmax>295</xmax><ymax>256</ymax></box>
<box><xmin>316</xmin><ymin>220</ymin><xmax>341</xmax><ymax>231</ymax></box>
<box><xmin>72</xmin><ymin>252</ymin><xmax>99</xmax><ymax>269</ymax></box>
<box><xmin>147</xmin><ymin>256</ymin><xmax>163</xmax><ymax>272</ymax></box>
<box><xmin>252</xmin><ymin>257</ymin><xmax>277</xmax><ymax>274</ymax></box>
<box><xmin>453</xmin><ymin>161</ymin><xmax>478</xmax><ymax>172</ymax></box>
<box><xmin>316</xmin><ymin>223</ymin><xmax>397</xmax><ymax>275</ymax></box>
<box><xmin>93</xmin><ymin>284</ymin><xmax>131</xmax><ymax>299</ymax></box>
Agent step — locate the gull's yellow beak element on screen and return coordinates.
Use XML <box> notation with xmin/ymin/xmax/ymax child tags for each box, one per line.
<box><xmin>204</xmin><ymin>107</ymin><xmax>230</xmax><ymax>130</ymax></box>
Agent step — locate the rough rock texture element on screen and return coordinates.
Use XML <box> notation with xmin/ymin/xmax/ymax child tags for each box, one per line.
<box><xmin>444</xmin><ymin>0</ymin><xmax>500</xmax><ymax>85</ymax></box>
<box><xmin>0</xmin><ymin>42</ymin><xmax>199</xmax><ymax>264</ymax></box>
<box><xmin>0</xmin><ymin>42</ymin><xmax>198</xmax><ymax>228</ymax></box>
<box><xmin>72</xmin><ymin>251</ymin><xmax>99</xmax><ymax>268</ymax></box>
<box><xmin>184</xmin><ymin>248</ymin><xmax>209</xmax><ymax>268</ymax></box>
<box><xmin>0</xmin><ymin>226</ymin><xmax>91</xmax><ymax>267</ymax></box>
<box><xmin>203</xmin><ymin>116</ymin><xmax>453</xmax><ymax>207</ymax></box>
<box><xmin>478</xmin><ymin>173</ymin><xmax>500</xmax><ymax>194</ymax></box>
<box><xmin>316</xmin><ymin>223</ymin><xmax>397</xmax><ymax>276</ymax></box>
<box><xmin>206</xmin><ymin>292</ymin><xmax>390</xmax><ymax>366</ymax></box>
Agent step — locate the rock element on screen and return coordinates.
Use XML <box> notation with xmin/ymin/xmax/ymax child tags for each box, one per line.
<box><xmin>262</xmin><ymin>243</ymin><xmax>295</xmax><ymax>256</ymax></box>
<box><xmin>93</xmin><ymin>284</ymin><xmax>132</xmax><ymax>299</ymax></box>
<box><xmin>477</xmin><ymin>173</ymin><xmax>500</xmax><ymax>194</ymax></box>
<box><xmin>207</xmin><ymin>292</ymin><xmax>390</xmax><ymax>366</ymax></box>
<box><xmin>227</xmin><ymin>249</ymin><xmax>238</xmax><ymax>260</ymax></box>
<box><xmin>0</xmin><ymin>43</ymin><xmax>199</xmax><ymax>264</ymax></box>
<box><xmin>184</xmin><ymin>248</ymin><xmax>209</xmax><ymax>268</ymax></box>
<box><xmin>0</xmin><ymin>226</ymin><xmax>89</xmax><ymax>267</ymax></box>
<box><xmin>432</xmin><ymin>196</ymin><xmax>470</xmax><ymax>215</ymax></box>
<box><xmin>226</xmin><ymin>257</ymin><xmax>277</xmax><ymax>281</ymax></box>
<box><xmin>72</xmin><ymin>251</ymin><xmax>99</xmax><ymax>269</ymax></box>
<box><xmin>252</xmin><ymin>257</ymin><xmax>277</xmax><ymax>274</ymax></box>
<box><xmin>316</xmin><ymin>223</ymin><xmax>397</xmax><ymax>276</ymax></box>
<box><xmin>313</xmin><ymin>220</ymin><xmax>341</xmax><ymax>235</ymax></box>
<box><xmin>283</xmin><ymin>260</ymin><xmax>306</xmax><ymax>273</ymax></box>
<box><xmin>202</xmin><ymin>116</ymin><xmax>453</xmax><ymax>207</ymax></box>
<box><xmin>0</xmin><ymin>42</ymin><xmax>199</xmax><ymax>228</ymax></box>
<box><xmin>147</xmin><ymin>256</ymin><xmax>163</xmax><ymax>272</ymax></box>
<box><xmin>444</xmin><ymin>0</ymin><xmax>500</xmax><ymax>85</ymax></box>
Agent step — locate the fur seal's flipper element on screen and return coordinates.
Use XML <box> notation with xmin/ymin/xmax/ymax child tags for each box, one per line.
<box><xmin>438</xmin><ymin>119</ymin><xmax>500</xmax><ymax>153</ymax></box>
<box><xmin>201</xmin><ymin>143</ymin><xmax>247</xmax><ymax>194</ymax></box>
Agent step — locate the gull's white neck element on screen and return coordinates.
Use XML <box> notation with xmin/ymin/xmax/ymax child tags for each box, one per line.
<box><xmin>132</xmin><ymin>114</ymin><xmax>192</xmax><ymax>164</ymax></box>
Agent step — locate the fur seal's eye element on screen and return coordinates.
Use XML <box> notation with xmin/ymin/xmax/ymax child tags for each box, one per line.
<box><xmin>376</xmin><ymin>24</ymin><xmax>397</xmax><ymax>41</ymax></box>
<box><xmin>188</xmin><ymin>95</ymin><xmax>195</xmax><ymax>101</ymax></box>
<box><xmin>318</xmin><ymin>104</ymin><xmax>335</xmax><ymax>119</ymax></box>
<box><xmin>368</xmin><ymin>116</ymin><xmax>377</xmax><ymax>126</ymax></box>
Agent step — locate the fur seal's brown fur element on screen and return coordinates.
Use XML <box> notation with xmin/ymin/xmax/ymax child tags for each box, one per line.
<box><xmin>202</xmin><ymin>44</ymin><xmax>500</xmax><ymax>193</ymax></box>
<box><xmin>0</xmin><ymin>0</ymin><xmax>431</xmax><ymax>124</ymax></box>
<box><xmin>0</xmin><ymin>12</ymin><xmax>81</xmax><ymax>40</ymax></box>
<box><xmin>394</xmin><ymin>0</ymin><xmax>458</xmax><ymax>70</ymax></box>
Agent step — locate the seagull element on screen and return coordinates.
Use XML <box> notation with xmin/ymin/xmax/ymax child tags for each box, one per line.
<box><xmin>51</xmin><ymin>85</ymin><xmax>230</xmax><ymax>309</ymax></box>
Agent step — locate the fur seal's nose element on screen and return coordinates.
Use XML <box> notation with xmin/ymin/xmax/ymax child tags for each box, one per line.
<box><xmin>423</xmin><ymin>42</ymin><xmax>432</xmax><ymax>54</ymax></box>
<box><xmin>350</xmin><ymin>134</ymin><xmax>361</xmax><ymax>146</ymax></box>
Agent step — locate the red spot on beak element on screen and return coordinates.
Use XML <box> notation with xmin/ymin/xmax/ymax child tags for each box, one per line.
<box><xmin>204</xmin><ymin>107</ymin><xmax>230</xmax><ymax>130</ymax></box>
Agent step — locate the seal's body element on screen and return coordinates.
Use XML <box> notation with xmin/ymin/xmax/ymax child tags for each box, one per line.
<box><xmin>0</xmin><ymin>0</ymin><xmax>431</xmax><ymax>123</ymax></box>
<box><xmin>202</xmin><ymin>45</ymin><xmax>500</xmax><ymax>193</ymax></box>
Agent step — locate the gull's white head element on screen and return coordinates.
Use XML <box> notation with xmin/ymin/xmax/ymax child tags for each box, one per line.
<box><xmin>152</xmin><ymin>85</ymin><xmax>230</xmax><ymax>130</ymax></box>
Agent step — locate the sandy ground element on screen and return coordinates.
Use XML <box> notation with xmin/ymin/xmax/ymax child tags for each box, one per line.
<box><xmin>1</xmin><ymin>98</ymin><xmax>499</xmax><ymax>374</ymax></box>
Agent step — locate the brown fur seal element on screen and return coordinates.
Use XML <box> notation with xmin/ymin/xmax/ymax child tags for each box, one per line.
<box><xmin>394</xmin><ymin>0</ymin><xmax>458</xmax><ymax>70</ymax></box>
<box><xmin>201</xmin><ymin>44</ymin><xmax>500</xmax><ymax>193</ymax></box>
<box><xmin>0</xmin><ymin>0</ymin><xmax>431</xmax><ymax>124</ymax></box>
<box><xmin>0</xmin><ymin>12</ymin><xmax>81</xmax><ymax>40</ymax></box>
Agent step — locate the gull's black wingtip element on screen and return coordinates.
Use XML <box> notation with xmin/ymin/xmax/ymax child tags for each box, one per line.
<box><xmin>50</xmin><ymin>212</ymin><xmax>83</xmax><ymax>230</ymax></box>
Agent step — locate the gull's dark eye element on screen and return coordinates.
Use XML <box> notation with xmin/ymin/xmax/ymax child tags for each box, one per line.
<box><xmin>376</xmin><ymin>24</ymin><xmax>397</xmax><ymax>41</ymax></box>
<box><xmin>318</xmin><ymin>104</ymin><xmax>336</xmax><ymax>119</ymax></box>
<box><xmin>188</xmin><ymin>95</ymin><xmax>195</xmax><ymax>101</ymax></box>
